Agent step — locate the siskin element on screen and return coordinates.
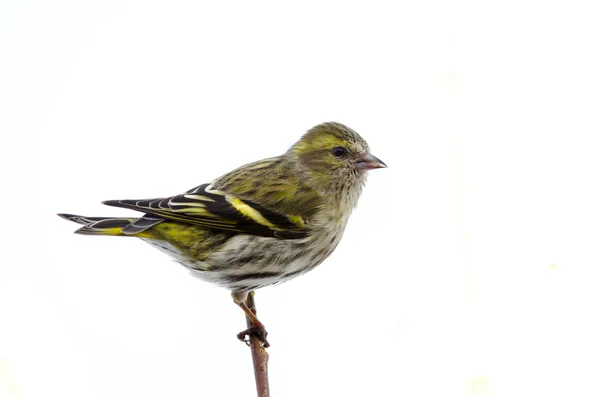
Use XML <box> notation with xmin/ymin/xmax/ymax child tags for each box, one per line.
<box><xmin>59</xmin><ymin>122</ymin><xmax>386</xmax><ymax>346</ymax></box>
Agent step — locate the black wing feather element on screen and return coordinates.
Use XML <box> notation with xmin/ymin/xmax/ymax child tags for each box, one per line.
<box><xmin>102</xmin><ymin>184</ymin><xmax>308</xmax><ymax>239</ymax></box>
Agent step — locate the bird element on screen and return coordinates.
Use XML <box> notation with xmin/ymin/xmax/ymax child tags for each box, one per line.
<box><xmin>59</xmin><ymin>122</ymin><xmax>386</xmax><ymax>347</ymax></box>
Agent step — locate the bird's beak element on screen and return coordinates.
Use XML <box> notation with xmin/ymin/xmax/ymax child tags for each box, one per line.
<box><xmin>355</xmin><ymin>152</ymin><xmax>387</xmax><ymax>171</ymax></box>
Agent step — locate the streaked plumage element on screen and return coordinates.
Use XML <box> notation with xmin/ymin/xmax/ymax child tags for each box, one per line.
<box><xmin>59</xmin><ymin>121</ymin><xmax>386</xmax><ymax>345</ymax></box>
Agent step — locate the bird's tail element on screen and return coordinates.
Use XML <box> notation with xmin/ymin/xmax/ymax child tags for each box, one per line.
<box><xmin>57</xmin><ymin>213</ymin><xmax>162</xmax><ymax>236</ymax></box>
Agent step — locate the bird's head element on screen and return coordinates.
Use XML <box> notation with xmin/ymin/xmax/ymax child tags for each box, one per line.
<box><xmin>287</xmin><ymin>122</ymin><xmax>386</xmax><ymax>197</ymax></box>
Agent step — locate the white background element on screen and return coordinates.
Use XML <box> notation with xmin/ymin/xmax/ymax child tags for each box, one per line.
<box><xmin>2</xmin><ymin>1</ymin><xmax>600</xmax><ymax>396</ymax></box>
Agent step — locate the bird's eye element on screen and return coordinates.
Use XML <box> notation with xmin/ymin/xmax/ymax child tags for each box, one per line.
<box><xmin>331</xmin><ymin>147</ymin><xmax>347</xmax><ymax>158</ymax></box>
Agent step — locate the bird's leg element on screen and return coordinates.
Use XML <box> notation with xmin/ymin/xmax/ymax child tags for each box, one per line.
<box><xmin>233</xmin><ymin>290</ymin><xmax>270</xmax><ymax>348</ymax></box>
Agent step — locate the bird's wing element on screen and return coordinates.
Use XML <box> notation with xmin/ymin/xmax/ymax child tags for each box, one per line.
<box><xmin>211</xmin><ymin>157</ymin><xmax>323</xmax><ymax>218</ymax></box>
<box><xmin>102</xmin><ymin>183</ymin><xmax>309</xmax><ymax>239</ymax></box>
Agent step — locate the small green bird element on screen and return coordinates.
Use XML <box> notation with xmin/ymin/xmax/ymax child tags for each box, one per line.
<box><xmin>59</xmin><ymin>122</ymin><xmax>386</xmax><ymax>346</ymax></box>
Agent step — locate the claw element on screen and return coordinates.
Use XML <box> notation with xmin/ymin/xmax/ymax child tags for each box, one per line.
<box><xmin>237</xmin><ymin>325</ymin><xmax>270</xmax><ymax>348</ymax></box>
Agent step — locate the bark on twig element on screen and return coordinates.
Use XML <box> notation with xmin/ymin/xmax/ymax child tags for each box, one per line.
<box><xmin>245</xmin><ymin>292</ymin><xmax>270</xmax><ymax>397</ymax></box>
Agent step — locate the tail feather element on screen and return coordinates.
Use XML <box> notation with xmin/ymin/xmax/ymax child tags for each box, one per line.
<box><xmin>57</xmin><ymin>213</ymin><xmax>162</xmax><ymax>236</ymax></box>
<box><xmin>58</xmin><ymin>213</ymin><xmax>112</xmax><ymax>226</ymax></box>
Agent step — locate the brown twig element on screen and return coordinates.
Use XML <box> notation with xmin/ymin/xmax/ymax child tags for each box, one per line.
<box><xmin>245</xmin><ymin>292</ymin><xmax>270</xmax><ymax>397</ymax></box>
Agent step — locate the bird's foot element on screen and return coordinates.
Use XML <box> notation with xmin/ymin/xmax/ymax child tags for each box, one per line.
<box><xmin>237</xmin><ymin>325</ymin><xmax>270</xmax><ymax>348</ymax></box>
